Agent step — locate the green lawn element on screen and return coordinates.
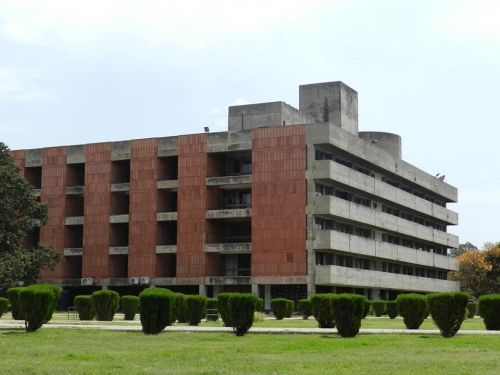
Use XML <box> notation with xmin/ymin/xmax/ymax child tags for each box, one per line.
<box><xmin>0</xmin><ymin>329</ymin><xmax>499</xmax><ymax>374</ymax></box>
<box><xmin>0</xmin><ymin>312</ymin><xmax>489</xmax><ymax>330</ymax></box>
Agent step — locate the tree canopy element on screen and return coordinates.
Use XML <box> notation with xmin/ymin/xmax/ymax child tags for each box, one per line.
<box><xmin>0</xmin><ymin>142</ymin><xmax>60</xmax><ymax>287</ymax></box>
<box><xmin>453</xmin><ymin>242</ymin><xmax>500</xmax><ymax>297</ymax></box>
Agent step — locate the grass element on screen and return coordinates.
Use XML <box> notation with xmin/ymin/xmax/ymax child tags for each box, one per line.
<box><xmin>0</xmin><ymin>329</ymin><xmax>499</xmax><ymax>374</ymax></box>
<box><xmin>1</xmin><ymin>312</ymin><xmax>488</xmax><ymax>330</ymax></box>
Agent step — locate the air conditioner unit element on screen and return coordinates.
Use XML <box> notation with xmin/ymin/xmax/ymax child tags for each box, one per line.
<box><xmin>129</xmin><ymin>277</ymin><xmax>140</xmax><ymax>285</ymax></box>
<box><xmin>81</xmin><ymin>278</ymin><xmax>93</xmax><ymax>286</ymax></box>
<box><xmin>140</xmin><ymin>277</ymin><xmax>151</xmax><ymax>285</ymax></box>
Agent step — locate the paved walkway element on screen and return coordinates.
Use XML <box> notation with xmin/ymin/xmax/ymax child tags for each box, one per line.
<box><xmin>1</xmin><ymin>320</ymin><xmax>499</xmax><ymax>335</ymax></box>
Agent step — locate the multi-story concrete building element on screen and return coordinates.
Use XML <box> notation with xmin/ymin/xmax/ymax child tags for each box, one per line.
<box><xmin>12</xmin><ymin>81</ymin><xmax>459</xmax><ymax>306</ymax></box>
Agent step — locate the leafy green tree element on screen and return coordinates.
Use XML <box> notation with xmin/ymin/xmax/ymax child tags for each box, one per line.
<box><xmin>0</xmin><ymin>142</ymin><xmax>60</xmax><ymax>287</ymax></box>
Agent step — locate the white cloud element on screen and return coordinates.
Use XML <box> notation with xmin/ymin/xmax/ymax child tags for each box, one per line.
<box><xmin>0</xmin><ymin>0</ymin><xmax>340</xmax><ymax>51</ymax></box>
<box><xmin>0</xmin><ymin>68</ymin><xmax>48</xmax><ymax>101</ymax></box>
<box><xmin>441</xmin><ymin>1</ymin><xmax>500</xmax><ymax>39</ymax></box>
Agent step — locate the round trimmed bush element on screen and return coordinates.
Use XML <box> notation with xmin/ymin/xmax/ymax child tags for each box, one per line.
<box><xmin>466</xmin><ymin>302</ymin><xmax>477</xmax><ymax>318</ymax></box>
<box><xmin>478</xmin><ymin>294</ymin><xmax>500</xmax><ymax>330</ymax></box>
<box><xmin>311</xmin><ymin>294</ymin><xmax>335</xmax><ymax>328</ymax></box>
<box><xmin>33</xmin><ymin>284</ymin><xmax>61</xmax><ymax>323</ymax></box>
<box><xmin>91</xmin><ymin>290</ymin><xmax>120</xmax><ymax>321</ymax></box>
<box><xmin>362</xmin><ymin>300</ymin><xmax>371</xmax><ymax>319</ymax></box>
<box><xmin>7</xmin><ymin>287</ymin><xmax>24</xmax><ymax>320</ymax></box>
<box><xmin>206</xmin><ymin>297</ymin><xmax>219</xmax><ymax>321</ymax></box>
<box><xmin>386</xmin><ymin>301</ymin><xmax>398</xmax><ymax>319</ymax></box>
<box><xmin>174</xmin><ymin>293</ymin><xmax>188</xmax><ymax>323</ymax></box>
<box><xmin>74</xmin><ymin>295</ymin><xmax>94</xmax><ymax>320</ymax></box>
<box><xmin>139</xmin><ymin>287</ymin><xmax>175</xmax><ymax>335</ymax></box>
<box><xmin>18</xmin><ymin>286</ymin><xmax>57</xmax><ymax>332</ymax></box>
<box><xmin>333</xmin><ymin>294</ymin><xmax>365</xmax><ymax>338</ymax></box>
<box><xmin>120</xmin><ymin>295</ymin><xmax>139</xmax><ymax>320</ymax></box>
<box><xmin>217</xmin><ymin>293</ymin><xmax>236</xmax><ymax>327</ymax></box>
<box><xmin>229</xmin><ymin>293</ymin><xmax>257</xmax><ymax>336</ymax></box>
<box><xmin>186</xmin><ymin>295</ymin><xmax>207</xmax><ymax>326</ymax></box>
<box><xmin>372</xmin><ymin>301</ymin><xmax>386</xmax><ymax>317</ymax></box>
<box><xmin>427</xmin><ymin>292</ymin><xmax>469</xmax><ymax>338</ymax></box>
<box><xmin>285</xmin><ymin>299</ymin><xmax>294</xmax><ymax>318</ymax></box>
<box><xmin>0</xmin><ymin>297</ymin><xmax>8</xmax><ymax>318</ymax></box>
<box><xmin>255</xmin><ymin>298</ymin><xmax>264</xmax><ymax>313</ymax></box>
<box><xmin>298</xmin><ymin>299</ymin><xmax>312</xmax><ymax>320</ymax></box>
<box><xmin>396</xmin><ymin>294</ymin><xmax>428</xmax><ymax>329</ymax></box>
<box><xmin>271</xmin><ymin>298</ymin><xmax>289</xmax><ymax>320</ymax></box>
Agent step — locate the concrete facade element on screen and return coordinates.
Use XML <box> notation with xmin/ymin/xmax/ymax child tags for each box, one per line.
<box><xmin>13</xmin><ymin>81</ymin><xmax>459</xmax><ymax>303</ymax></box>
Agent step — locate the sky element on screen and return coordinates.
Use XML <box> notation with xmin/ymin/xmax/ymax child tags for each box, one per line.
<box><xmin>1</xmin><ymin>0</ymin><xmax>499</xmax><ymax>248</ymax></box>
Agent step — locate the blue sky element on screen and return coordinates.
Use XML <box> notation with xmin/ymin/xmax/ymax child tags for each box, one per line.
<box><xmin>1</xmin><ymin>0</ymin><xmax>499</xmax><ymax>247</ymax></box>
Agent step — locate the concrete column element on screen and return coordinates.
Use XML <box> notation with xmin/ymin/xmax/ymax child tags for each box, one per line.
<box><xmin>251</xmin><ymin>284</ymin><xmax>258</xmax><ymax>295</ymax></box>
<box><xmin>198</xmin><ymin>284</ymin><xmax>206</xmax><ymax>296</ymax></box>
<box><xmin>213</xmin><ymin>285</ymin><xmax>221</xmax><ymax>296</ymax></box>
<box><xmin>264</xmin><ymin>285</ymin><xmax>271</xmax><ymax>311</ymax></box>
<box><xmin>371</xmin><ymin>288</ymin><xmax>380</xmax><ymax>301</ymax></box>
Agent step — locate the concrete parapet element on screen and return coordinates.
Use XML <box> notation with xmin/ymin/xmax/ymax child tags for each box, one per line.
<box><xmin>108</xmin><ymin>246</ymin><xmax>129</xmax><ymax>255</ymax></box>
<box><xmin>64</xmin><ymin>216</ymin><xmax>84</xmax><ymax>225</ymax></box>
<box><xmin>206</xmin><ymin>208</ymin><xmax>251</xmax><ymax>219</ymax></box>
<box><xmin>156</xmin><ymin>212</ymin><xmax>178</xmax><ymax>221</ymax></box>
<box><xmin>109</xmin><ymin>214</ymin><xmax>129</xmax><ymax>224</ymax></box>
<box><xmin>204</xmin><ymin>242</ymin><xmax>251</xmax><ymax>254</ymax></box>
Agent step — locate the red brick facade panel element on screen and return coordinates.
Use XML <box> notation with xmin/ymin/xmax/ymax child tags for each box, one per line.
<box><xmin>177</xmin><ymin>134</ymin><xmax>208</xmax><ymax>278</ymax></box>
<box><xmin>11</xmin><ymin>150</ymin><xmax>25</xmax><ymax>176</ymax></box>
<box><xmin>82</xmin><ymin>143</ymin><xmax>111</xmax><ymax>278</ymax></box>
<box><xmin>39</xmin><ymin>147</ymin><xmax>67</xmax><ymax>279</ymax></box>
<box><xmin>251</xmin><ymin>126</ymin><xmax>307</xmax><ymax>276</ymax></box>
<box><xmin>128</xmin><ymin>139</ymin><xmax>158</xmax><ymax>276</ymax></box>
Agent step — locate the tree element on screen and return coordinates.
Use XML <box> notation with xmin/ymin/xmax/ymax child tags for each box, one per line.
<box><xmin>0</xmin><ymin>142</ymin><xmax>60</xmax><ymax>288</ymax></box>
<box><xmin>454</xmin><ymin>243</ymin><xmax>500</xmax><ymax>297</ymax></box>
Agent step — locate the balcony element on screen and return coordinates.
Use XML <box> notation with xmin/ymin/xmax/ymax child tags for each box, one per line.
<box><xmin>315</xmin><ymin>265</ymin><xmax>459</xmax><ymax>292</ymax></box>
<box><xmin>155</xmin><ymin>245</ymin><xmax>177</xmax><ymax>254</ymax></box>
<box><xmin>314</xmin><ymin>230</ymin><xmax>458</xmax><ymax>270</ymax></box>
<box><xmin>108</xmin><ymin>246</ymin><xmax>129</xmax><ymax>255</ymax></box>
<box><xmin>157</xmin><ymin>212</ymin><xmax>178</xmax><ymax>221</ymax></box>
<box><xmin>205</xmin><ymin>243</ymin><xmax>251</xmax><ymax>254</ymax></box>
<box><xmin>206</xmin><ymin>174</ymin><xmax>251</xmax><ymax>188</ymax></box>
<box><xmin>64</xmin><ymin>248</ymin><xmax>83</xmax><ymax>256</ymax></box>
<box><xmin>206</xmin><ymin>208</ymin><xmax>251</xmax><ymax>219</ymax></box>
<box><xmin>33</xmin><ymin>188</ymin><xmax>41</xmax><ymax>197</ymax></box>
<box><xmin>313</xmin><ymin>195</ymin><xmax>459</xmax><ymax>248</ymax></box>
<box><xmin>205</xmin><ymin>276</ymin><xmax>251</xmax><ymax>285</ymax></box>
<box><xmin>109</xmin><ymin>214</ymin><xmax>129</xmax><ymax>224</ymax></box>
<box><xmin>313</xmin><ymin>160</ymin><xmax>458</xmax><ymax>225</ymax></box>
<box><xmin>66</xmin><ymin>186</ymin><xmax>84</xmax><ymax>195</ymax></box>
<box><xmin>64</xmin><ymin>216</ymin><xmax>84</xmax><ymax>226</ymax></box>
<box><xmin>111</xmin><ymin>183</ymin><xmax>130</xmax><ymax>192</ymax></box>
<box><xmin>157</xmin><ymin>180</ymin><xmax>178</xmax><ymax>190</ymax></box>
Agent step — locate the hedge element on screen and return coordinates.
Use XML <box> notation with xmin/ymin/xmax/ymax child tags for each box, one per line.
<box><xmin>174</xmin><ymin>293</ymin><xmax>188</xmax><ymax>323</ymax></box>
<box><xmin>298</xmin><ymin>299</ymin><xmax>312</xmax><ymax>320</ymax></box>
<box><xmin>271</xmin><ymin>298</ymin><xmax>289</xmax><ymax>320</ymax></box>
<box><xmin>255</xmin><ymin>298</ymin><xmax>264</xmax><ymax>313</ymax></box>
<box><xmin>386</xmin><ymin>301</ymin><xmax>398</xmax><ymax>319</ymax></box>
<box><xmin>217</xmin><ymin>293</ymin><xmax>237</xmax><ymax>327</ymax></box>
<box><xmin>311</xmin><ymin>294</ymin><xmax>335</xmax><ymax>328</ymax></box>
<box><xmin>186</xmin><ymin>295</ymin><xmax>207</xmax><ymax>326</ymax></box>
<box><xmin>0</xmin><ymin>297</ymin><xmax>8</xmax><ymax>318</ymax></box>
<box><xmin>426</xmin><ymin>292</ymin><xmax>468</xmax><ymax>338</ymax></box>
<box><xmin>18</xmin><ymin>286</ymin><xmax>57</xmax><ymax>332</ymax></box>
<box><xmin>229</xmin><ymin>293</ymin><xmax>257</xmax><ymax>336</ymax></box>
<box><xmin>139</xmin><ymin>287</ymin><xmax>175</xmax><ymax>335</ymax></box>
<box><xmin>33</xmin><ymin>284</ymin><xmax>61</xmax><ymax>323</ymax></box>
<box><xmin>285</xmin><ymin>299</ymin><xmax>294</xmax><ymax>318</ymax></box>
<box><xmin>372</xmin><ymin>301</ymin><xmax>386</xmax><ymax>317</ymax></box>
<box><xmin>478</xmin><ymin>294</ymin><xmax>500</xmax><ymax>330</ymax></box>
<box><xmin>6</xmin><ymin>287</ymin><xmax>24</xmax><ymax>320</ymax></box>
<box><xmin>333</xmin><ymin>294</ymin><xmax>365</xmax><ymax>338</ymax></box>
<box><xmin>466</xmin><ymin>301</ymin><xmax>477</xmax><ymax>318</ymax></box>
<box><xmin>206</xmin><ymin>297</ymin><xmax>219</xmax><ymax>321</ymax></box>
<box><xmin>362</xmin><ymin>300</ymin><xmax>371</xmax><ymax>319</ymax></box>
<box><xmin>74</xmin><ymin>295</ymin><xmax>95</xmax><ymax>320</ymax></box>
<box><xmin>396</xmin><ymin>294</ymin><xmax>428</xmax><ymax>329</ymax></box>
<box><xmin>120</xmin><ymin>295</ymin><xmax>140</xmax><ymax>320</ymax></box>
<box><xmin>91</xmin><ymin>290</ymin><xmax>120</xmax><ymax>321</ymax></box>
